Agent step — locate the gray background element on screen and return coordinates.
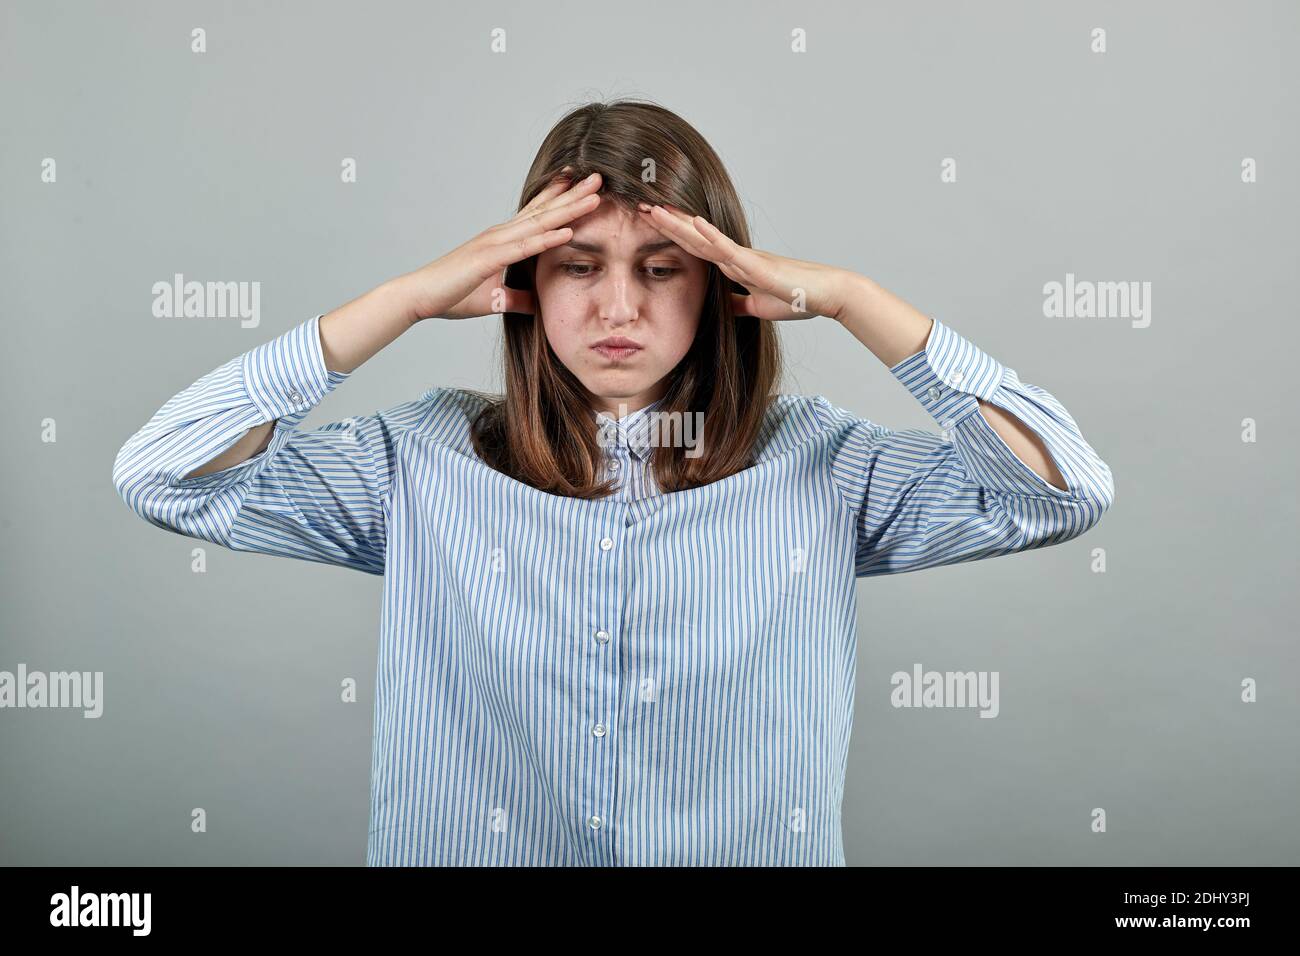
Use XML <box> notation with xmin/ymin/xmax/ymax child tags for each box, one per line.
<box><xmin>2</xmin><ymin>0</ymin><xmax>1296</xmax><ymax>865</ymax></box>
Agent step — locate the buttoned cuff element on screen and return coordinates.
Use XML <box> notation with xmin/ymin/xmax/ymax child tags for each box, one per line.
<box><xmin>240</xmin><ymin>313</ymin><xmax>350</xmax><ymax>423</ymax></box>
<box><xmin>888</xmin><ymin>316</ymin><xmax>1007</xmax><ymax>429</ymax></box>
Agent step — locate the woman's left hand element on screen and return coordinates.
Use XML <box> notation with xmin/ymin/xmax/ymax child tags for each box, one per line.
<box><xmin>637</xmin><ymin>202</ymin><xmax>854</xmax><ymax>322</ymax></box>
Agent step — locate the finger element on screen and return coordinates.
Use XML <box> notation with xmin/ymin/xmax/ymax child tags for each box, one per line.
<box><xmin>485</xmin><ymin>225</ymin><xmax>575</xmax><ymax>274</ymax></box>
<box><xmin>637</xmin><ymin>202</ymin><xmax>713</xmax><ymax>257</ymax></box>
<box><xmin>517</xmin><ymin>177</ymin><xmax>572</xmax><ymax>216</ymax></box>
<box><xmin>686</xmin><ymin>214</ymin><xmax>765</xmax><ymax>283</ymax></box>
<box><xmin>638</xmin><ymin>204</ymin><xmax>757</xmax><ymax>290</ymax></box>
<box><xmin>511</xmin><ymin>171</ymin><xmax>602</xmax><ymax>224</ymax></box>
<box><xmin>498</xmin><ymin>189</ymin><xmax>600</xmax><ymax>246</ymax></box>
<box><xmin>663</xmin><ymin>207</ymin><xmax>741</xmax><ymax>263</ymax></box>
<box><xmin>659</xmin><ymin>207</ymin><xmax>774</xmax><ymax>292</ymax></box>
<box><xmin>516</xmin><ymin>166</ymin><xmax>582</xmax><ymax>216</ymax></box>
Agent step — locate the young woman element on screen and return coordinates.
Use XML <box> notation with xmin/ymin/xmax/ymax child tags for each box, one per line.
<box><xmin>112</xmin><ymin>99</ymin><xmax>1114</xmax><ymax>867</ymax></box>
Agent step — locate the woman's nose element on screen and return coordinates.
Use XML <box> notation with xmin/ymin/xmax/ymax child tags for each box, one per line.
<box><xmin>595</xmin><ymin>270</ymin><xmax>642</xmax><ymax>323</ymax></box>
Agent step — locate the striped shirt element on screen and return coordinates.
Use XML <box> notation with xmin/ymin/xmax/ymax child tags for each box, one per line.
<box><xmin>594</xmin><ymin>397</ymin><xmax>667</xmax><ymax>500</ymax></box>
<box><xmin>112</xmin><ymin>312</ymin><xmax>1114</xmax><ymax>866</ymax></box>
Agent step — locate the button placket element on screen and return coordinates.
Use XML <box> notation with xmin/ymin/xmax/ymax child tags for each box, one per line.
<box><xmin>583</xmin><ymin>520</ymin><xmax>622</xmax><ymax>862</ymax></box>
<box><xmin>606</xmin><ymin>447</ymin><xmax>629</xmax><ymax>502</ymax></box>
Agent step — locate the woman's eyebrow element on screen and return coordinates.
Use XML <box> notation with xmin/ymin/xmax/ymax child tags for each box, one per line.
<box><xmin>563</xmin><ymin>239</ymin><xmax>678</xmax><ymax>254</ymax></box>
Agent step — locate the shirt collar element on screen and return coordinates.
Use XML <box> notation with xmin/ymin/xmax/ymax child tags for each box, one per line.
<box><xmin>594</xmin><ymin>397</ymin><xmax>664</xmax><ymax>462</ymax></box>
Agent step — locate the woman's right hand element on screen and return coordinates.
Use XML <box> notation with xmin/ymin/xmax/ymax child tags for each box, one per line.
<box><xmin>397</xmin><ymin>170</ymin><xmax>603</xmax><ymax>323</ymax></box>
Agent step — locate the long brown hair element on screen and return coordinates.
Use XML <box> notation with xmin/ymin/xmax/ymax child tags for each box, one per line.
<box><xmin>469</xmin><ymin>97</ymin><xmax>781</xmax><ymax>498</ymax></box>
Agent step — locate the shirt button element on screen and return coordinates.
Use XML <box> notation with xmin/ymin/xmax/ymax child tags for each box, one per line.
<box><xmin>592</xmin><ymin>723</ymin><xmax>607</xmax><ymax>737</ymax></box>
<box><xmin>609</xmin><ymin>459</ymin><xmax>621</xmax><ymax>471</ymax></box>
<box><xmin>599</xmin><ymin>536</ymin><xmax>614</xmax><ymax>551</ymax></box>
<box><xmin>927</xmin><ymin>385</ymin><xmax>942</xmax><ymax>402</ymax></box>
<box><xmin>947</xmin><ymin>370</ymin><xmax>964</xmax><ymax>387</ymax></box>
<box><xmin>588</xmin><ymin>815</ymin><xmax>603</xmax><ymax>830</ymax></box>
<box><xmin>595</xmin><ymin>629</ymin><xmax>610</xmax><ymax>645</ymax></box>
<box><xmin>286</xmin><ymin>388</ymin><xmax>304</xmax><ymax>405</ymax></box>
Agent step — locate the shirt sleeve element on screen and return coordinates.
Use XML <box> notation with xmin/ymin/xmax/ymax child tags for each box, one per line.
<box><xmin>111</xmin><ymin>313</ymin><xmax>408</xmax><ymax>577</ymax></box>
<box><xmin>815</xmin><ymin>315</ymin><xmax>1115</xmax><ymax>578</ymax></box>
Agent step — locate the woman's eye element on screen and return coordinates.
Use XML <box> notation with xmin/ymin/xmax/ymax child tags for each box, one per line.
<box><xmin>560</xmin><ymin>263</ymin><xmax>678</xmax><ymax>280</ymax></box>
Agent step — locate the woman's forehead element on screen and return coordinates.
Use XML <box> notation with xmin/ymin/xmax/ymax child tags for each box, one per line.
<box><xmin>545</xmin><ymin>202</ymin><xmax>694</xmax><ymax>259</ymax></box>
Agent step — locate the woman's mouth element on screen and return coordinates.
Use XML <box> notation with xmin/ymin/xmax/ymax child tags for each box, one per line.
<box><xmin>591</xmin><ymin>338</ymin><xmax>643</xmax><ymax>361</ymax></box>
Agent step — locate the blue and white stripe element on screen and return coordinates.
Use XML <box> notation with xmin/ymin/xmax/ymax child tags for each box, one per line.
<box><xmin>593</xmin><ymin>398</ymin><xmax>667</xmax><ymax>500</ymax></box>
<box><xmin>112</xmin><ymin>312</ymin><xmax>1114</xmax><ymax>865</ymax></box>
